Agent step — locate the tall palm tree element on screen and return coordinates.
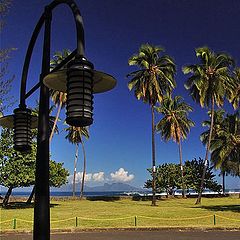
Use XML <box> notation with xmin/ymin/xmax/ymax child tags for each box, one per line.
<box><xmin>183</xmin><ymin>46</ymin><xmax>234</xmax><ymax>204</ymax></box>
<box><xmin>31</xmin><ymin>102</ymin><xmax>59</xmax><ymax>137</ymax></box>
<box><xmin>49</xmin><ymin>90</ymin><xmax>67</xmax><ymax>141</ymax></box>
<box><xmin>65</xmin><ymin>126</ymin><xmax>89</xmax><ymax>198</ymax></box>
<box><xmin>156</xmin><ymin>95</ymin><xmax>194</xmax><ymax>198</ymax></box>
<box><xmin>210</xmin><ymin>111</ymin><xmax>240</xmax><ymax>169</ymax></box>
<box><xmin>127</xmin><ymin>44</ymin><xmax>176</xmax><ymax>206</ymax></box>
<box><xmin>200</xmin><ymin>109</ymin><xmax>225</xmax><ymax>145</ymax></box>
<box><xmin>200</xmin><ymin>109</ymin><xmax>226</xmax><ymax>193</ymax></box>
<box><xmin>49</xmin><ymin>50</ymin><xmax>71</xmax><ymax>142</ymax></box>
<box><xmin>211</xmin><ymin>111</ymin><xmax>240</xmax><ymax>196</ymax></box>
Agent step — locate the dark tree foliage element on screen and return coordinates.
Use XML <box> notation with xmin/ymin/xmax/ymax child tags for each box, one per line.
<box><xmin>145</xmin><ymin>159</ymin><xmax>221</xmax><ymax>196</ymax></box>
<box><xmin>184</xmin><ymin>158</ymin><xmax>222</xmax><ymax>193</ymax></box>
<box><xmin>145</xmin><ymin>163</ymin><xmax>182</xmax><ymax>196</ymax></box>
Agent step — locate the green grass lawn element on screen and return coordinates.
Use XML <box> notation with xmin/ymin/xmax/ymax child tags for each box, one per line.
<box><xmin>0</xmin><ymin>196</ymin><xmax>239</xmax><ymax>231</ymax></box>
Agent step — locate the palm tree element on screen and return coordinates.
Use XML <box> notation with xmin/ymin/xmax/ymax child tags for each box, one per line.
<box><xmin>65</xmin><ymin>126</ymin><xmax>89</xmax><ymax>198</ymax></box>
<box><xmin>31</xmin><ymin>102</ymin><xmax>59</xmax><ymax>137</ymax></box>
<box><xmin>49</xmin><ymin>50</ymin><xmax>71</xmax><ymax>142</ymax></box>
<box><xmin>127</xmin><ymin>44</ymin><xmax>176</xmax><ymax>206</ymax></box>
<box><xmin>200</xmin><ymin>109</ymin><xmax>225</xmax><ymax>145</ymax></box>
<box><xmin>156</xmin><ymin>95</ymin><xmax>194</xmax><ymax>198</ymax></box>
<box><xmin>49</xmin><ymin>90</ymin><xmax>67</xmax><ymax>141</ymax></box>
<box><xmin>200</xmin><ymin>109</ymin><xmax>226</xmax><ymax>193</ymax></box>
<box><xmin>183</xmin><ymin>46</ymin><xmax>234</xmax><ymax>204</ymax></box>
<box><xmin>228</xmin><ymin>67</ymin><xmax>240</xmax><ymax>110</ymax></box>
<box><xmin>210</xmin><ymin>111</ymin><xmax>240</xmax><ymax>168</ymax></box>
<box><xmin>211</xmin><ymin>111</ymin><xmax>240</xmax><ymax>196</ymax></box>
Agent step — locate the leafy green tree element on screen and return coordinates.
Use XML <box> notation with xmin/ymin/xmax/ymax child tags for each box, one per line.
<box><xmin>0</xmin><ymin>128</ymin><xmax>35</xmax><ymax>206</ymax></box>
<box><xmin>145</xmin><ymin>163</ymin><xmax>181</xmax><ymax>197</ymax></box>
<box><xmin>145</xmin><ymin>160</ymin><xmax>221</xmax><ymax>197</ymax></box>
<box><xmin>156</xmin><ymin>96</ymin><xmax>194</xmax><ymax>197</ymax></box>
<box><xmin>25</xmin><ymin>103</ymin><xmax>60</xmax><ymax>201</ymax></box>
<box><xmin>183</xmin><ymin>46</ymin><xmax>235</xmax><ymax>204</ymax></box>
<box><xmin>0</xmin><ymin>128</ymin><xmax>69</xmax><ymax>206</ymax></box>
<box><xmin>184</xmin><ymin>158</ymin><xmax>222</xmax><ymax>194</ymax></box>
<box><xmin>26</xmin><ymin>160</ymin><xmax>69</xmax><ymax>204</ymax></box>
<box><xmin>127</xmin><ymin>43</ymin><xmax>176</xmax><ymax>205</ymax></box>
<box><xmin>49</xmin><ymin>50</ymin><xmax>71</xmax><ymax>141</ymax></box>
<box><xmin>49</xmin><ymin>161</ymin><xmax>69</xmax><ymax>187</ymax></box>
<box><xmin>65</xmin><ymin>126</ymin><xmax>89</xmax><ymax>198</ymax></box>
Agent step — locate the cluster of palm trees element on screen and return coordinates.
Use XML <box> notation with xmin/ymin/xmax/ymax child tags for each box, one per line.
<box><xmin>201</xmin><ymin>110</ymin><xmax>240</xmax><ymax>194</ymax></box>
<box><xmin>127</xmin><ymin>44</ymin><xmax>239</xmax><ymax>205</ymax></box>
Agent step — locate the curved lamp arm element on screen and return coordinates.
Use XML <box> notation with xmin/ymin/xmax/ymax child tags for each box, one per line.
<box><xmin>20</xmin><ymin>0</ymin><xmax>85</xmax><ymax>108</ymax></box>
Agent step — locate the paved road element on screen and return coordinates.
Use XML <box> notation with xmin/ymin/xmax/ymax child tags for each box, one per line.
<box><xmin>1</xmin><ymin>230</ymin><xmax>240</xmax><ymax>240</ymax></box>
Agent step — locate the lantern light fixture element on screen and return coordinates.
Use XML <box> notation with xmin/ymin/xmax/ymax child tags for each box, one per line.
<box><xmin>0</xmin><ymin>107</ymin><xmax>38</xmax><ymax>152</ymax></box>
<box><xmin>13</xmin><ymin>107</ymin><xmax>33</xmax><ymax>152</ymax></box>
<box><xmin>66</xmin><ymin>56</ymin><xmax>94</xmax><ymax>127</ymax></box>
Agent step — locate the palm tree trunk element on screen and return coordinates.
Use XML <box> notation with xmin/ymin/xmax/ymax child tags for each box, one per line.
<box><xmin>196</xmin><ymin>97</ymin><xmax>215</xmax><ymax>204</ymax></box>
<box><xmin>238</xmin><ymin>161</ymin><xmax>240</xmax><ymax>198</ymax></box>
<box><xmin>151</xmin><ymin>105</ymin><xmax>157</xmax><ymax>206</ymax></box>
<box><xmin>73</xmin><ymin>143</ymin><xmax>79</xmax><ymax>197</ymax></box>
<box><xmin>3</xmin><ymin>185</ymin><xmax>13</xmax><ymax>207</ymax></box>
<box><xmin>80</xmin><ymin>141</ymin><xmax>86</xmax><ymax>199</ymax></box>
<box><xmin>28</xmin><ymin>97</ymin><xmax>63</xmax><ymax>203</ymax></box>
<box><xmin>49</xmin><ymin>92</ymin><xmax>63</xmax><ymax>142</ymax></box>
<box><xmin>178</xmin><ymin>139</ymin><xmax>186</xmax><ymax>198</ymax></box>
<box><xmin>222</xmin><ymin>171</ymin><xmax>225</xmax><ymax>195</ymax></box>
<box><xmin>26</xmin><ymin>185</ymin><xmax>35</xmax><ymax>204</ymax></box>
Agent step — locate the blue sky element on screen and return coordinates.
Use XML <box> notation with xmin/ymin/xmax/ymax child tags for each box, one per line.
<box><xmin>2</xmin><ymin>0</ymin><xmax>240</xmax><ymax>189</ymax></box>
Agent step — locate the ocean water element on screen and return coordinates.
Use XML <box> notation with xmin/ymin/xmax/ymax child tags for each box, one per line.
<box><xmin>2</xmin><ymin>189</ymin><xmax>239</xmax><ymax>198</ymax></box>
<box><xmin>7</xmin><ymin>191</ymin><xmax>129</xmax><ymax>197</ymax></box>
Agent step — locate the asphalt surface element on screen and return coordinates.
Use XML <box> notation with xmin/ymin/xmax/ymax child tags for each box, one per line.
<box><xmin>1</xmin><ymin>230</ymin><xmax>240</xmax><ymax>240</ymax></box>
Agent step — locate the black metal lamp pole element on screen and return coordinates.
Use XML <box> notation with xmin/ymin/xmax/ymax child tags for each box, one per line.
<box><xmin>0</xmin><ymin>1</ymin><xmax>116</xmax><ymax>239</ymax></box>
<box><xmin>33</xmin><ymin>6</ymin><xmax>51</xmax><ymax>239</ymax></box>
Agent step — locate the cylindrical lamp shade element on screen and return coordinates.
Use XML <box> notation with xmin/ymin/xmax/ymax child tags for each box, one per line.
<box><xmin>66</xmin><ymin>57</ymin><xmax>94</xmax><ymax>127</ymax></box>
<box><xmin>13</xmin><ymin>107</ymin><xmax>32</xmax><ymax>152</ymax></box>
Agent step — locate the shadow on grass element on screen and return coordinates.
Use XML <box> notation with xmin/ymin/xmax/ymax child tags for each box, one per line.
<box><xmin>132</xmin><ymin>196</ymin><xmax>173</xmax><ymax>201</ymax></box>
<box><xmin>86</xmin><ymin>196</ymin><xmax>121</xmax><ymax>202</ymax></box>
<box><xmin>1</xmin><ymin>202</ymin><xmax>59</xmax><ymax>209</ymax></box>
<box><xmin>196</xmin><ymin>204</ymin><xmax>240</xmax><ymax>213</ymax></box>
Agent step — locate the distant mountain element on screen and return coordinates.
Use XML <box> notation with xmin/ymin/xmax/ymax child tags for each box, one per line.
<box><xmin>86</xmin><ymin>183</ymin><xmax>141</xmax><ymax>192</ymax></box>
<box><xmin>52</xmin><ymin>182</ymin><xmax>142</xmax><ymax>192</ymax></box>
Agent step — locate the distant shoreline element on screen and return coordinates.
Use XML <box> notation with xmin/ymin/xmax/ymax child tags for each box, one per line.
<box><xmin>1</xmin><ymin>189</ymin><xmax>239</xmax><ymax>199</ymax></box>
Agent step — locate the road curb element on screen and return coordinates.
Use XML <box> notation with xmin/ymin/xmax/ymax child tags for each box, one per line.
<box><xmin>1</xmin><ymin>226</ymin><xmax>240</xmax><ymax>235</ymax></box>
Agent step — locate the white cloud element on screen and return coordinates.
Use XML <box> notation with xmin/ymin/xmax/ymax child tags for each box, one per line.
<box><xmin>68</xmin><ymin>171</ymin><xmax>105</xmax><ymax>184</ymax></box>
<box><xmin>92</xmin><ymin>172</ymin><xmax>105</xmax><ymax>182</ymax></box>
<box><xmin>68</xmin><ymin>168</ymin><xmax>134</xmax><ymax>184</ymax></box>
<box><xmin>75</xmin><ymin>172</ymin><xmax>92</xmax><ymax>183</ymax></box>
<box><xmin>110</xmin><ymin>168</ymin><xmax>134</xmax><ymax>182</ymax></box>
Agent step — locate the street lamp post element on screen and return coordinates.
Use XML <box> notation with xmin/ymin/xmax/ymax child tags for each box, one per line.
<box><xmin>0</xmin><ymin>1</ymin><xmax>116</xmax><ymax>239</ymax></box>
